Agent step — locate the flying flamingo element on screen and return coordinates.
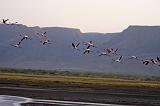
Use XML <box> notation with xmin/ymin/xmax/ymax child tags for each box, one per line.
<box><xmin>10</xmin><ymin>41</ymin><xmax>22</xmax><ymax>48</ymax></box>
<box><xmin>106</xmin><ymin>48</ymin><xmax>118</xmax><ymax>55</ymax></box>
<box><xmin>83</xmin><ymin>41</ymin><xmax>96</xmax><ymax>48</ymax></box>
<box><xmin>2</xmin><ymin>19</ymin><xmax>9</xmax><ymax>24</ymax></box>
<box><xmin>83</xmin><ymin>46</ymin><xmax>92</xmax><ymax>54</ymax></box>
<box><xmin>72</xmin><ymin>43</ymin><xmax>80</xmax><ymax>51</ymax></box>
<box><xmin>113</xmin><ymin>56</ymin><xmax>123</xmax><ymax>64</ymax></box>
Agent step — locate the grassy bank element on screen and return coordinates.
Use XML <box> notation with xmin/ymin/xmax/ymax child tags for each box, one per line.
<box><xmin>1</xmin><ymin>68</ymin><xmax>160</xmax><ymax>81</ymax></box>
<box><xmin>1</xmin><ymin>68</ymin><xmax>160</xmax><ymax>106</ymax></box>
<box><xmin>0</xmin><ymin>68</ymin><xmax>160</xmax><ymax>89</ymax></box>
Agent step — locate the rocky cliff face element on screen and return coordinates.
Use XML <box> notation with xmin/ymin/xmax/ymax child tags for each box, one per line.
<box><xmin>0</xmin><ymin>24</ymin><xmax>160</xmax><ymax>76</ymax></box>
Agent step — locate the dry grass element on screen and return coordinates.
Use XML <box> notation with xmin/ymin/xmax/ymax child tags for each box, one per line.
<box><xmin>0</xmin><ymin>72</ymin><xmax>160</xmax><ymax>88</ymax></box>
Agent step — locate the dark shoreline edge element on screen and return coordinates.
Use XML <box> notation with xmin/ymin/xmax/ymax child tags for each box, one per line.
<box><xmin>0</xmin><ymin>69</ymin><xmax>160</xmax><ymax>106</ymax></box>
<box><xmin>0</xmin><ymin>84</ymin><xmax>160</xmax><ymax>106</ymax></box>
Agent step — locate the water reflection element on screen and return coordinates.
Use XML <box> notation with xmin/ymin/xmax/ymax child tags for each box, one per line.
<box><xmin>0</xmin><ymin>95</ymin><xmax>32</xmax><ymax>106</ymax></box>
<box><xmin>0</xmin><ymin>95</ymin><xmax>126</xmax><ymax>106</ymax></box>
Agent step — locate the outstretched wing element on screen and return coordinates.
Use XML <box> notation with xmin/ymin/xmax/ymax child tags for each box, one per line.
<box><xmin>157</xmin><ymin>57</ymin><xmax>160</xmax><ymax>62</ymax></box>
<box><xmin>3</xmin><ymin>19</ymin><xmax>9</xmax><ymax>23</ymax></box>
<box><xmin>76</xmin><ymin>43</ymin><xmax>80</xmax><ymax>47</ymax></box>
<box><xmin>20</xmin><ymin>37</ymin><xmax>25</xmax><ymax>42</ymax></box>
<box><xmin>83</xmin><ymin>51</ymin><xmax>87</xmax><ymax>54</ymax></box>
<box><xmin>72</xmin><ymin>43</ymin><xmax>75</xmax><ymax>48</ymax></box>
<box><xmin>119</xmin><ymin>56</ymin><xmax>122</xmax><ymax>60</ymax></box>
<box><xmin>17</xmin><ymin>41</ymin><xmax>22</xmax><ymax>45</ymax></box>
<box><xmin>86</xmin><ymin>45</ymin><xmax>90</xmax><ymax>49</ymax></box>
<box><xmin>107</xmin><ymin>49</ymin><xmax>111</xmax><ymax>53</ymax></box>
<box><xmin>115</xmin><ymin>48</ymin><xmax>118</xmax><ymax>52</ymax></box>
<box><xmin>144</xmin><ymin>61</ymin><xmax>149</xmax><ymax>65</ymax></box>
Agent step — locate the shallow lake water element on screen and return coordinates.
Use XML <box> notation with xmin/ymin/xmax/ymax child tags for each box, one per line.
<box><xmin>0</xmin><ymin>95</ymin><xmax>127</xmax><ymax>106</ymax></box>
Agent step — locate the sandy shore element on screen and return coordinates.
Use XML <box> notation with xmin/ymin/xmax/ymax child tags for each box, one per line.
<box><xmin>0</xmin><ymin>84</ymin><xmax>160</xmax><ymax>106</ymax></box>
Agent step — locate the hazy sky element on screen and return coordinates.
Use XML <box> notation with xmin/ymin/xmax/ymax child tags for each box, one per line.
<box><xmin>0</xmin><ymin>0</ymin><xmax>160</xmax><ymax>32</ymax></box>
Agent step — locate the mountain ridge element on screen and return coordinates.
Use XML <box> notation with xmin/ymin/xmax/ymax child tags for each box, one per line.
<box><xmin>0</xmin><ymin>24</ymin><xmax>160</xmax><ymax>76</ymax></box>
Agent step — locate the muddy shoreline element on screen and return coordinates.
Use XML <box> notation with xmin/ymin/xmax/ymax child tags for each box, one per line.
<box><xmin>0</xmin><ymin>83</ymin><xmax>160</xmax><ymax>106</ymax></box>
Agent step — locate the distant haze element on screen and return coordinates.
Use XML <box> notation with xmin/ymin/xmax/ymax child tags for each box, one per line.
<box><xmin>1</xmin><ymin>0</ymin><xmax>160</xmax><ymax>32</ymax></box>
<box><xmin>0</xmin><ymin>24</ymin><xmax>160</xmax><ymax>76</ymax></box>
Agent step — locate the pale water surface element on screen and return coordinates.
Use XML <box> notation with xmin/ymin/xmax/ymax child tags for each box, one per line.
<box><xmin>0</xmin><ymin>95</ymin><xmax>127</xmax><ymax>106</ymax></box>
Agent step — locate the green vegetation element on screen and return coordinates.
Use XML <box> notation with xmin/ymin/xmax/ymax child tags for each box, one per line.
<box><xmin>0</xmin><ymin>68</ymin><xmax>160</xmax><ymax>88</ymax></box>
<box><xmin>1</xmin><ymin>68</ymin><xmax>160</xmax><ymax>81</ymax></box>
